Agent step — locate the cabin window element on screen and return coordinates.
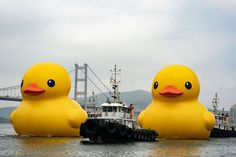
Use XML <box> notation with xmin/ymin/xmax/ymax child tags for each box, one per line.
<box><xmin>103</xmin><ymin>107</ymin><xmax>107</xmax><ymax>112</ymax></box>
<box><xmin>108</xmin><ymin>107</ymin><xmax>112</xmax><ymax>112</ymax></box>
<box><xmin>113</xmin><ymin>107</ymin><xmax>117</xmax><ymax>112</ymax></box>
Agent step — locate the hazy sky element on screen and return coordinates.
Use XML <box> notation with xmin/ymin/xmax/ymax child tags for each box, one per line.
<box><xmin>0</xmin><ymin>0</ymin><xmax>236</xmax><ymax>110</ymax></box>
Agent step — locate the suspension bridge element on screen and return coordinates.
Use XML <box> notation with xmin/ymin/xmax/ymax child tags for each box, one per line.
<box><xmin>0</xmin><ymin>63</ymin><xmax>112</xmax><ymax>108</ymax></box>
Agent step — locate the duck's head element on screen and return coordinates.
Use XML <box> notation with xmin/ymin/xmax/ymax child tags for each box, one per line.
<box><xmin>21</xmin><ymin>62</ymin><xmax>71</xmax><ymax>100</ymax></box>
<box><xmin>152</xmin><ymin>65</ymin><xmax>200</xmax><ymax>102</ymax></box>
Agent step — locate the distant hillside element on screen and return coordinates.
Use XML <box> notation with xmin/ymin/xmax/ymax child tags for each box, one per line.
<box><xmin>0</xmin><ymin>90</ymin><xmax>152</xmax><ymax>122</ymax></box>
<box><xmin>0</xmin><ymin>107</ymin><xmax>15</xmax><ymax>123</ymax></box>
<box><xmin>0</xmin><ymin>117</ymin><xmax>10</xmax><ymax>123</ymax></box>
<box><xmin>120</xmin><ymin>90</ymin><xmax>151</xmax><ymax>110</ymax></box>
<box><xmin>0</xmin><ymin>107</ymin><xmax>15</xmax><ymax>119</ymax></box>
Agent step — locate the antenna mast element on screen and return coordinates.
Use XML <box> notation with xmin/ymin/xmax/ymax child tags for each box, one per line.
<box><xmin>110</xmin><ymin>65</ymin><xmax>121</xmax><ymax>103</ymax></box>
<box><xmin>89</xmin><ymin>91</ymin><xmax>97</xmax><ymax>113</ymax></box>
<box><xmin>212</xmin><ymin>92</ymin><xmax>219</xmax><ymax>115</ymax></box>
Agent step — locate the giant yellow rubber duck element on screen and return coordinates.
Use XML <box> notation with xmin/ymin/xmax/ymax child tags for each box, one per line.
<box><xmin>138</xmin><ymin>65</ymin><xmax>215</xmax><ymax>139</ymax></box>
<box><xmin>10</xmin><ymin>62</ymin><xmax>88</xmax><ymax>136</ymax></box>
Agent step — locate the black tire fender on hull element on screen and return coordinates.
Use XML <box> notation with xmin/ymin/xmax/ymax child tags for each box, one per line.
<box><xmin>118</xmin><ymin>124</ymin><xmax>128</xmax><ymax>136</ymax></box>
<box><xmin>210</xmin><ymin>128</ymin><xmax>236</xmax><ymax>138</ymax></box>
<box><xmin>82</xmin><ymin>119</ymin><xmax>100</xmax><ymax>137</ymax></box>
<box><xmin>106</xmin><ymin>122</ymin><xmax>118</xmax><ymax>134</ymax></box>
<box><xmin>80</xmin><ymin>119</ymin><xmax>158</xmax><ymax>142</ymax></box>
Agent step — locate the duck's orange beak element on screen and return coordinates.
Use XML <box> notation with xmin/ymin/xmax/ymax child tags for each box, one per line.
<box><xmin>23</xmin><ymin>83</ymin><xmax>45</xmax><ymax>95</ymax></box>
<box><xmin>159</xmin><ymin>85</ymin><xmax>183</xmax><ymax>98</ymax></box>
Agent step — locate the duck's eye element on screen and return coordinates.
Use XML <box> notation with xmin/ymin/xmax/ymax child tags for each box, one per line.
<box><xmin>153</xmin><ymin>81</ymin><xmax>158</xmax><ymax>89</ymax></box>
<box><xmin>21</xmin><ymin>80</ymin><xmax>23</xmax><ymax>87</ymax></box>
<box><xmin>185</xmin><ymin>82</ymin><xmax>192</xmax><ymax>90</ymax></box>
<box><xmin>47</xmin><ymin>79</ymin><xmax>55</xmax><ymax>87</ymax></box>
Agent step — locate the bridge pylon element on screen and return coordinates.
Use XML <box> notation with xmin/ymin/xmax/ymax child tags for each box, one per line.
<box><xmin>74</xmin><ymin>63</ymin><xmax>88</xmax><ymax>108</ymax></box>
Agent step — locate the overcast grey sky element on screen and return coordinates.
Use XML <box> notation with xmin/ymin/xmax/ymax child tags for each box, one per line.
<box><xmin>0</xmin><ymin>0</ymin><xmax>236</xmax><ymax>110</ymax></box>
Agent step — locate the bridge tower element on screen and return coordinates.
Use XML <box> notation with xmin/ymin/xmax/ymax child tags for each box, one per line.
<box><xmin>74</xmin><ymin>63</ymin><xmax>88</xmax><ymax>108</ymax></box>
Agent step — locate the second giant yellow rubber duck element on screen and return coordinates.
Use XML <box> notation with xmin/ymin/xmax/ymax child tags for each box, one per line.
<box><xmin>138</xmin><ymin>65</ymin><xmax>215</xmax><ymax>139</ymax></box>
<box><xmin>10</xmin><ymin>62</ymin><xmax>88</xmax><ymax>136</ymax></box>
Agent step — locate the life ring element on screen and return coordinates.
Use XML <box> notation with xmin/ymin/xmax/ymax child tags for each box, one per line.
<box><xmin>80</xmin><ymin>123</ymin><xmax>85</xmax><ymax>137</ymax></box>
<box><xmin>215</xmin><ymin>130</ymin><xmax>219</xmax><ymax>137</ymax></box>
<box><xmin>138</xmin><ymin>130</ymin><xmax>143</xmax><ymax>140</ymax></box>
<box><xmin>147</xmin><ymin>134</ymin><xmax>152</xmax><ymax>141</ymax></box>
<box><xmin>133</xmin><ymin>130</ymin><xmax>138</xmax><ymax>140</ymax></box>
<box><xmin>106</xmin><ymin>122</ymin><xmax>118</xmax><ymax>134</ymax></box>
<box><xmin>98</xmin><ymin>120</ymin><xmax>107</xmax><ymax>136</ymax></box>
<box><xmin>140</xmin><ymin>131</ymin><xmax>145</xmax><ymax>140</ymax></box>
<box><xmin>99</xmin><ymin>119</ymin><xmax>106</xmax><ymax>127</ymax></box>
<box><xmin>118</xmin><ymin>124</ymin><xmax>128</xmax><ymax>136</ymax></box>
<box><xmin>127</xmin><ymin>128</ymin><xmax>132</xmax><ymax>139</ymax></box>
<box><xmin>150</xmin><ymin>132</ymin><xmax>156</xmax><ymax>141</ymax></box>
<box><xmin>233</xmin><ymin>131</ymin><xmax>236</xmax><ymax>137</ymax></box>
<box><xmin>144</xmin><ymin>131</ymin><xmax>148</xmax><ymax>141</ymax></box>
<box><xmin>83</xmin><ymin>119</ymin><xmax>100</xmax><ymax>137</ymax></box>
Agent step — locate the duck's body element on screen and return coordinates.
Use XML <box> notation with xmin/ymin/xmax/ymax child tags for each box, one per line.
<box><xmin>138</xmin><ymin>65</ymin><xmax>215</xmax><ymax>139</ymax></box>
<box><xmin>139</xmin><ymin>100</ymin><xmax>214</xmax><ymax>138</ymax></box>
<box><xmin>10</xmin><ymin>63</ymin><xmax>88</xmax><ymax>136</ymax></box>
<box><xmin>11</xmin><ymin>98</ymin><xmax>87</xmax><ymax>136</ymax></box>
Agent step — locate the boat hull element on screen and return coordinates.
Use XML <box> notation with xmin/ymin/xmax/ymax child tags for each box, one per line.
<box><xmin>80</xmin><ymin>119</ymin><xmax>158</xmax><ymax>142</ymax></box>
<box><xmin>210</xmin><ymin>128</ymin><xmax>236</xmax><ymax>137</ymax></box>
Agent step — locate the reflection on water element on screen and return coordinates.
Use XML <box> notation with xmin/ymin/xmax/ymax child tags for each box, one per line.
<box><xmin>151</xmin><ymin>139</ymin><xmax>204</xmax><ymax>157</ymax></box>
<box><xmin>1</xmin><ymin>124</ymin><xmax>236</xmax><ymax>156</ymax></box>
<box><xmin>17</xmin><ymin>137</ymin><xmax>72</xmax><ymax>157</ymax></box>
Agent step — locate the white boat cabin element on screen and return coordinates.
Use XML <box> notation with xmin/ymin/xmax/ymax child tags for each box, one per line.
<box><xmin>101</xmin><ymin>103</ymin><xmax>131</xmax><ymax>119</ymax></box>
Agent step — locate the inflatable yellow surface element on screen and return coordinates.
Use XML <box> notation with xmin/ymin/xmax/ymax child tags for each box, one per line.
<box><xmin>10</xmin><ymin>62</ymin><xmax>88</xmax><ymax>136</ymax></box>
<box><xmin>138</xmin><ymin>65</ymin><xmax>215</xmax><ymax>139</ymax></box>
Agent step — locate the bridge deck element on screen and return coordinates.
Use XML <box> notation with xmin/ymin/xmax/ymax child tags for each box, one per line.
<box><xmin>0</xmin><ymin>96</ymin><xmax>22</xmax><ymax>102</ymax></box>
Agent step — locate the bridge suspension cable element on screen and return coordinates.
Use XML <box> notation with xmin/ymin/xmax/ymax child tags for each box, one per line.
<box><xmin>78</xmin><ymin>68</ymin><xmax>109</xmax><ymax>100</ymax></box>
<box><xmin>68</xmin><ymin>69</ymin><xmax>75</xmax><ymax>74</ymax></box>
<box><xmin>87</xmin><ymin>65</ymin><xmax>111</xmax><ymax>93</ymax></box>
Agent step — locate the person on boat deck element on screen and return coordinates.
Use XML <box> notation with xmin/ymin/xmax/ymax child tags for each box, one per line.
<box><xmin>129</xmin><ymin>104</ymin><xmax>135</xmax><ymax>119</ymax></box>
<box><xmin>224</xmin><ymin>113</ymin><xmax>230</xmax><ymax>130</ymax></box>
<box><xmin>224</xmin><ymin>113</ymin><xmax>229</xmax><ymax>121</ymax></box>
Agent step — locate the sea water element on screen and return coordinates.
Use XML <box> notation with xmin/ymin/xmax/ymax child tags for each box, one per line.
<box><xmin>0</xmin><ymin>124</ymin><xmax>235</xmax><ymax>157</ymax></box>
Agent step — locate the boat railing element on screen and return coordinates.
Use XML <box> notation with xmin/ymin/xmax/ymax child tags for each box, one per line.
<box><xmin>214</xmin><ymin>115</ymin><xmax>235</xmax><ymax>131</ymax></box>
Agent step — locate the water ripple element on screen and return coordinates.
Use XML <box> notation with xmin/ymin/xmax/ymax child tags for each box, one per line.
<box><xmin>1</xmin><ymin>124</ymin><xmax>236</xmax><ymax>156</ymax></box>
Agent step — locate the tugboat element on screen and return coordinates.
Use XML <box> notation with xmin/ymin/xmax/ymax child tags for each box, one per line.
<box><xmin>210</xmin><ymin>93</ymin><xmax>236</xmax><ymax>137</ymax></box>
<box><xmin>80</xmin><ymin>65</ymin><xmax>158</xmax><ymax>142</ymax></box>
